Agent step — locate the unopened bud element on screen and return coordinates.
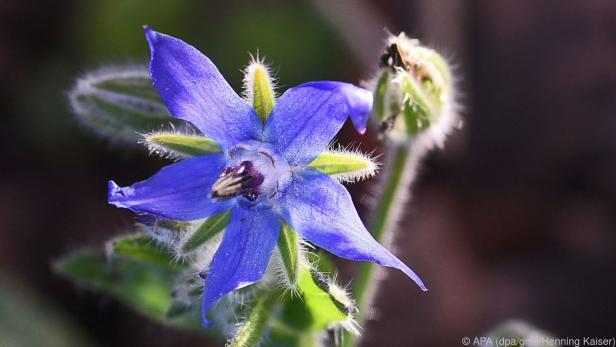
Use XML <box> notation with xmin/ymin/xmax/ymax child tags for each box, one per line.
<box><xmin>369</xmin><ymin>33</ymin><xmax>457</xmax><ymax>145</ymax></box>
<box><xmin>69</xmin><ymin>65</ymin><xmax>182</xmax><ymax>143</ymax></box>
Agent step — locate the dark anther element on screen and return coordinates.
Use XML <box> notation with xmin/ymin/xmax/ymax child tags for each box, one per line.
<box><xmin>379</xmin><ymin>115</ymin><xmax>397</xmax><ymax>134</ymax></box>
<box><xmin>211</xmin><ymin>161</ymin><xmax>264</xmax><ymax>201</ymax></box>
<box><xmin>379</xmin><ymin>43</ymin><xmax>405</xmax><ymax>70</ymax></box>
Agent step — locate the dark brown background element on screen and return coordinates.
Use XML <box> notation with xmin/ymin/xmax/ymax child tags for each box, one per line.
<box><xmin>1</xmin><ymin>1</ymin><xmax>615</xmax><ymax>346</ymax></box>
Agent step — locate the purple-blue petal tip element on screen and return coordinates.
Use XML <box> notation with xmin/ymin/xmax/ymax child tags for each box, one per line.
<box><xmin>143</xmin><ymin>26</ymin><xmax>158</xmax><ymax>48</ymax></box>
<box><xmin>108</xmin><ymin>180</ymin><xmax>121</xmax><ymax>200</ymax></box>
<box><xmin>201</xmin><ymin>314</ymin><xmax>214</xmax><ymax>328</ymax></box>
<box><xmin>107</xmin><ymin>180</ymin><xmax>129</xmax><ymax>206</ymax></box>
<box><xmin>348</xmin><ymin>86</ymin><xmax>372</xmax><ymax>134</ymax></box>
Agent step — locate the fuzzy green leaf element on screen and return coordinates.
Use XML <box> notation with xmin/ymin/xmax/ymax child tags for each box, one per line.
<box><xmin>180</xmin><ymin>211</ymin><xmax>230</xmax><ymax>254</ymax></box>
<box><xmin>279</xmin><ymin>268</ymin><xmax>349</xmax><ymax>333</ymax></box>
<box><xmin>54</xmin><ymin>248</ymin><xmax>176</xmax><ymax>321</ymax></box>
<box><xmin>145</xmin><ymin>132</ymin><xmax>222</xmax><ymax>157</ymax></box>
<box><xmin>107</xmin><ymin>233</ymin><xmax>186</xmax><ymax>269</ymax></box>
<box><xmin>54</xmin><ymin>248</ymin><xmax>201</xmax><ymax>331</ymax></box>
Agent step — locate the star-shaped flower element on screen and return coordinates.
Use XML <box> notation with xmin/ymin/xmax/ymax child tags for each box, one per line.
<box><xmin>108</xmin><ymin>27</ymin><xmax>426</xmax><ymax>327</ymax></box>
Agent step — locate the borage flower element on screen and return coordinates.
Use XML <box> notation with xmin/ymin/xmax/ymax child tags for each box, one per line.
<box><xmin>108</xmin><ymin>27</ymin><xmax>427</xmax><ymax>327</ymax></box>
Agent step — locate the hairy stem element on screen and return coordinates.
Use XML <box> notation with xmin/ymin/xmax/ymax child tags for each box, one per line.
<box><xmin>228</xmin><ymin>290</ymin><xmax>279</xmax><ymax>347</ymax></box>
<box><xmin>344</xmin><ymin>140</ymin><xmax>428</xmax><ymax>347</ymax></box>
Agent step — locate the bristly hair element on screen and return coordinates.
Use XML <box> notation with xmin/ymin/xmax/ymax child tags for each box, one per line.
<box><xmin>139</xmin><ymin>124</ymin><xmax>202</xmax><ymax>161</ymax></box>
<box><xmin>323</xmin><ymin>143</ymin><xmax>381</xmax><ymax>183</ymax></box>
<box><xmin>241</xmin><ymin>52</ymin><xmax>278</xmax><ymax>106</ymax></box>
<box><xmin>68</xmin><ymin>64</ymin><xmax>173</xmax><ymax>143</ymax></box>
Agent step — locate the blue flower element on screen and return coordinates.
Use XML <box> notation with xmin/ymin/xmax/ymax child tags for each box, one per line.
<box><xmin>108</xmin><ymin>27</ymin><xmax>426</xmax><ymax>327</ymax></box>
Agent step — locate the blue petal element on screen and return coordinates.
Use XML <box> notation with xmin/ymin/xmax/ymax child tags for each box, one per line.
<box><xmin>108</xmin><ymin>154</ymin><xmax>232</xmax><ymax>221</ymax></box>
<box><xmin>201</xmin><ymin>206</ymin><xmax>280</xmax><ymax>327</ymax></box>
<box><xmin>278</xmin><ymin>169</ymin><xmax>427</xmax><ymax>291</ymax></box>
<box><xmin>264</xmin><ymin>81</ymin><xmax>372</xmax><ymax>166</ymax></box>
<box><xmin>145</xmin><ymin>27</ymin><xmax>263</xmax><ymax>149</ymax></box>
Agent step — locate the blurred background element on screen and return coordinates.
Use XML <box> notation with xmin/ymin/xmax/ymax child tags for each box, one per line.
<box><xmin>1</xmin><ymin>0</ymin><xmax>615</xmax><ymax>346</ymax></box>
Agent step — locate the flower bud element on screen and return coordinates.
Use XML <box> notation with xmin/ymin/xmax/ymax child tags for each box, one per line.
<box><xmin>369</xmin><ymin>33</ymin><xmax>457</xmax><ymax>145</ymax></box>
<box><xmin>69</xmin><ymin>65</ymin><xmax>182</xmax><ymax>143</ymax></box>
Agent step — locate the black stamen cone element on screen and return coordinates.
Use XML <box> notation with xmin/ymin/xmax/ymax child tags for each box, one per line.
<box><xmin>211</xmin><ymin>161</ymin><xmax>264</xmax><ymax>201</ymax></box>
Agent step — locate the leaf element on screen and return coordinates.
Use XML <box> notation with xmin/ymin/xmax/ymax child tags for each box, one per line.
<box><xmin>180</xmin><ymin>212</ymin><xmax>230</xmax><ymax>254</ymax></box>
<box><xmin>145</xmin><ymin>132</ymin><xmax>222</xmax><ymax>158</ymax></box>
<box><xmin>107</xmin><ymin>233</ymin><xmax>186</xmax><ymax>269</ymax></box>
<box><xmin>55</xmin><ymin>248</ymin><xmax>174</xmax><ymax>319</ymax></box>
<box><xmin>277</xmin><ymin>222</ymin><xmax>301</xmax><ymax>287</ymax></box>
<box><xmin>279</xmin><ymin>268</ymin><xmax>349</xmax><ymax>333</ymax></box>
<box><xmin>54</xmin><ymin>248</ymin><xmax>201</xmax><ymax>331</ymax></box>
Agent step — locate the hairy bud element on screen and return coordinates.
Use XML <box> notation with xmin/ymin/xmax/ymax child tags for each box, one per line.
<box><xmin>368</xmin><ymin>33</ymin><xmax>458</xmax><ymax>146</ymax></box>
<box><xmin>68</xmin><ymin>65</ymin><xmax>182</xmax><ymax>143</ymax></box>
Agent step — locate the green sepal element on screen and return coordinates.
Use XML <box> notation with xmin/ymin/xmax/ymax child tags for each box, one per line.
<box><xmin>308</xmin><ymin>150</ymin><xmax>377</xmax><ymax>182</ymax></box>
<box><xmin>106</xmin><ymin>233</ymin><xmax>186</xmax><ymax>270</ymax></box>
<box><xmin>373</xmin><ymin>70</ymin><xmax>390</xmax><ymax>121</ymax></box>
<box><xmin>277</xmin><ymin>222</ymin><xmax>301</xmax><ymax>287</ymax></box>
<box><xmin>401</xmin><ymin>74</ymin><xmax>434</xmax><ymax>134</ymax></box>
<box><xmin>251</xmin><ymin>65</ymin><xmax>275</xmax><ymax>122</ymax></box>
<box><xmin>145</xmin><ymin>132</ymin><xmax>222</xmax><ymax>158</ymax></box>
<box><xmin>180</xmin><ymin>211</ymin><xmax>230</xmax><ymax>254</ymax></box>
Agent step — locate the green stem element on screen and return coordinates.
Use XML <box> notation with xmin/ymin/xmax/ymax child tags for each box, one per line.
<box><xmin>344</xmin><ymin>144</ymin><xmax>415</xmax><ymax>347</ymax></box>
<box><xmin>228</xmin><ymin>290</ymin><xmax>279</xmax><ymax>347</ymax></box>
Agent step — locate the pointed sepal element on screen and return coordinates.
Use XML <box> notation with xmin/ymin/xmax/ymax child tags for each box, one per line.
<box><xmin>179</xmin><ymin>211</ymin><xmax>230</xmax><ymax>255</ymax></box>
<box><xmin>276</xmin><ymin>222</ymin><xmax>302</xmax><ymax>289</ymax></box>
<box><xmin>308</xmin><ymin>149</ymin><xmax>379</xmax><ymax>183</ymax></box>
<box><xmin>243</xmin><ymin>57</ymin><xmax>276</xmax><ymax>122</ymax></box>
<box><xmin>144</xmin><ymin>132</ymin><xmax>222</xmax><ymax>159</ymax></box>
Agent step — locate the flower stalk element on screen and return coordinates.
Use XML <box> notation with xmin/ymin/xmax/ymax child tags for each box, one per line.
<box><xmin>344</xmin><ymin>33</ymin><xmax>458</xmax><ymax>347</ymax></box>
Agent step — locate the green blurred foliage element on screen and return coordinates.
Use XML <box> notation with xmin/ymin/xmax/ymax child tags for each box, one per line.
<box><xmin>0</xmin><ymin>274</ymin><xmax>94</xmax><ymax>347</ymax></box>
